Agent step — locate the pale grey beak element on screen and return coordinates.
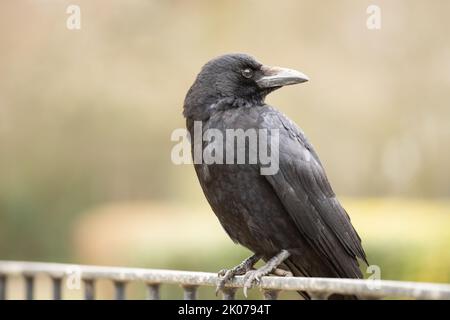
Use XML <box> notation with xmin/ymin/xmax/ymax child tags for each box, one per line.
<box><xmin>257</xmin><ymin>65</ymin><xmax>309</xmax><ymax>89</ymax></box>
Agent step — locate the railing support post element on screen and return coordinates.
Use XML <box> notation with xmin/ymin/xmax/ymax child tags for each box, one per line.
<box><xmin>0</xmin><ymin>275</ymin><xmax>6</xmax><ymax>300</ymax></box>
<box><xmin>24</xmin><ymin>275</ymin><xmax>34</xmax><ymax>300</ymax></box>
<box><xmin>263</xmin><ymin>289</ymin><xmax>280</xmax><ymax>300</ymax></box>
<box><xmin>83</xmin><ymin>279</ymin><xmax>95</xmax><ymax>300</ymax></box>
<box><xmin>114</xmin><ymin>281</ymin><xmax>126</xmax><ymax>300</ymax></box>
<box><xmin>51</xmin><ymin>277</ymin><xmax>62</xmax><ymax>300</ymax></box>
<box><xmin>146</xmin><ymin>283</ymin><xmax>160</xmax><ymax>300</ymax></box>
<box><xmin>309</xmin><ymin>292</ymin><xmax>330</xmax><ymax>300</ymax></box>
<box><xmin>221</xmin><ymin>287</ymin><xmax>237</xmax><ymax>300</ymax></box>
<box><xmin>182</xmin><ymin>285</ymin><xmax>198</xmax><ymax>300</ymax></box>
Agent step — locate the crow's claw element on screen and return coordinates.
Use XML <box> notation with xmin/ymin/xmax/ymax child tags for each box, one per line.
<box><xmin>216</xmin><ymin>268</ymin><xmax>239</xmax><ymax>296</ymax></box>
<box><xmin>242</xmin><ymin>269</ymin><xmax>265</xmax><ymax>297</ymax></box>
<box><xmin>215</xmin><ymin>254</ymin><xmax>261</xmax><ymax>296</ymax></box>
<box><xmin>242</xmin><ymin>250</ymin><xmax>291</xmax><ymax>298</ymax></box>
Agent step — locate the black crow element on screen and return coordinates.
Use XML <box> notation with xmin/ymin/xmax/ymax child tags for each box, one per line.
<box><xmin>183</xmin><ymin>53</ymin><xmax>368</xmax><ymax>299</ymax></box>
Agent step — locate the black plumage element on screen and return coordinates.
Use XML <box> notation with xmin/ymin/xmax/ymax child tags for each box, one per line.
<box><xmin>183</xmin><ymin>53</ymin><xmax>367</xmax><ymax>299</ymax></box>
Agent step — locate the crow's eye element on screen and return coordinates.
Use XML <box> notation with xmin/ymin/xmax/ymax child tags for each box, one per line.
<box><xmin>241</xmin><ymin>68</ymin><xmax>254</xmax><ymax>79</ymax></box>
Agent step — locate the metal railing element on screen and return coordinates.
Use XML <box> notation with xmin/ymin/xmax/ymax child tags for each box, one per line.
<box><xmin>0</xmin><ymin>261</ymin><xmax>449</xmax><ymax>300</ymax></box>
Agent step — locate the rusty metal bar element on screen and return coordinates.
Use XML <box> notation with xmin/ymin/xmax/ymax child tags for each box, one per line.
<box><xmin>0</xmin><ymin>275</ymin><xmax>6</xmax><ymax>300</ymax></box>
<box><xmin>114</xmin><ymin>281</ymin><xmax>126</xmax><ymax>300</ymax></box>
<box><xmin>51</xmin><ymin>277</ymin><xmax>62</xmax><ymax>300</ymax></box>
<box><xmin>83</xmin><ymin>279</ymin><xmax>95</xmax><ymax>300</ymax></box>
<box><xmin>146</xmin><ymin>283</ymin><xmax>160</xmax><ymax>300</ymax></box>
<box><xmin>24</xmin><ymin>275</ymin><xmax>34</xmax><ymax>300</ymax></box>
<box><xmin>0</xmin><ymin>261</ymin><xmax>449</xmax><ymax>300</ymax></box>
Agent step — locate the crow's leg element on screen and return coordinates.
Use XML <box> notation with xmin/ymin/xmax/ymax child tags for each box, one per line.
<box><xmin>271</xmin><ymin>268</ymin><xmax>293</xmax><ymax>277</ymax></box>
<box><xmin>216</xmin><ymin>254</ymin><xmax>261</xmax><ymax>295</ymax></box>
<box><xmin>243</xmin><ymin>250</ymin><xmax>291</xmax><ymax>297</ymax></box>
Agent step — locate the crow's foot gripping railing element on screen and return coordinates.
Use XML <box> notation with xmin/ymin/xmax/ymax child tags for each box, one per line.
<box><xmin>0</xmin><ymin>261</ymin><xmax>449</xmax><ymax>300</ymax></box>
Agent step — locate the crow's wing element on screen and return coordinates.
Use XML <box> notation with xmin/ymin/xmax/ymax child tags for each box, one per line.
<box><xmin>259</xmin><ymin>107</ymin><xmax>367</xmax><ymax>277</ymax></box>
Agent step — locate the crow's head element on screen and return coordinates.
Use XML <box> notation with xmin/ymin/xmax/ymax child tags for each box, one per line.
<box><xmin>183</xmin><ymin>53</ymin><xmax>309</xmax><ymax>120</ymax></box>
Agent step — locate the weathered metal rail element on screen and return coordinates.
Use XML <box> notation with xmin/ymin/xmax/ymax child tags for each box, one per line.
<box><xmin>0</xmin><ymin>261</ymin><xmax>449</xmax><ymax>300</ymax></box>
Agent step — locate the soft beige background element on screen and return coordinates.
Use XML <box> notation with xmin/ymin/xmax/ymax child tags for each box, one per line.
<box><xmin>0</xmin><ymin>0</ymin><xmax>449</xmax><ymax>299</ymax></box>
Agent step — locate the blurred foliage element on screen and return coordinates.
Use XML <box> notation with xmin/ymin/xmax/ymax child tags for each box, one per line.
<box><xmin>0</xmin><ymin>0</ymin><xmax>449</xmax><ymax>297</ymax></box>
<box><xmin>71</xmin><ymin>199</ymin><xmax>450</xmax><ymax>296</ymax></box>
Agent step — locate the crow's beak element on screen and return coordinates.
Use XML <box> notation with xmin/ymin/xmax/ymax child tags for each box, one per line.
<box><xmin>257</xmin><ymin>65</ymin><xmax>309</xmax><ymax>89</ymax></box>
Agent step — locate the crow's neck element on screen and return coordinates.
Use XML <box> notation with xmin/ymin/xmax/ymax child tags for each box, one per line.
<box><xmin>183</xmin><ymin>93</ymin><xmax>267</xmax><ymax>125</ymax></box>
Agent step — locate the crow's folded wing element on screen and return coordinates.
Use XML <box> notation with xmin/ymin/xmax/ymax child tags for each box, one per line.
<box><xmin>259</xmin><ymin>108</ymin><xmax>367</xmax><ymax>277</ymax></box>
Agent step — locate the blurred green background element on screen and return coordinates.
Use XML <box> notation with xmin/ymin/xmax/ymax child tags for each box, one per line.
<box><xmin>0</xmin><ymin>0</ymin><xmax>449</xmax><ymax>299</ymax></box>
